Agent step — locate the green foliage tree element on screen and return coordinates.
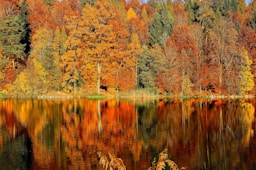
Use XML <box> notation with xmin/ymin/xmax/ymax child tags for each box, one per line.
<box><xmin>185</xmin><ymin>0</ymin><xmax>200</xmax><ymax>24</ymax></box>
<box><xmin>149</xmin><ymin>3</ymin><xmax>174</xmax><ymax>46</ymax></box>
<box><xmin>44</xmin><ymin>0</ymin><xmax>53</xmax><ymax>6</ymax></box>
<box><xmin>0</xmin><ymin>15</ymin><xmax>26</xmax><ymax>68</ymax></box>
<box><xmin>138</xmin><ymin>46</ymin><xmax>155</xmax><ymax>92</ymax></box>
<box><xmin>249</xmin><ymin>11</ymin><xmax>256</xmax><ymax>31</ymax></box>
<box><xmin>196</xmin><ymin>1</ymin><xmax>215</xmax><ymax>33</ymax></box>
<box><xmin>211</xmin><ymin>0</ymin><xmax>245</xmax><ymax>17</ymax></box>
<box><xmin>20</xmin><ymin>0</ymin><xmax>31</xmax><ymax>55</ymax></box>
<box><xmin>52</xmin><ymin>27</ymin><xmax>67</xmax><ymax>91</ymax></box>
<box><xmin>79</xmin><ymin>0</ymin><xmax>95</xmax><ymax>6</ymax></box>
<box><xmin>138</xmin><ymin>44</ymin><xmax>165</xmax><ymax>93</ymax></box>
<box><xmin>30</xmin><ymin>28</ymin><xmax>61</xmax><ymax>92</ymax></box>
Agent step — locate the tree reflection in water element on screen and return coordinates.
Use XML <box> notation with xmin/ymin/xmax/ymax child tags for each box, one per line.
<box><xmin>0</xmin><ymin>98</ymin><xmax>255</xmax><ymax>169</ymax></box>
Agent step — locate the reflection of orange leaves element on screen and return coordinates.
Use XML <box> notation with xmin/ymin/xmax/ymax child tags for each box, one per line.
<box><xmin>130</xmin><ymin>140</ymin><xmax>143</xmax><ymax>162</ymax></box>
<box><xmin>4</xmin><ymin>100</ymin><xmax>13</xmax><ymax>113</ymax></box>
<box><xmin>33</xmin><ymin>142</ymin><xmax>54</xmax><ymax>168</ymax></box>
<box><xmin>61</xmin><ymin>107</ymin><xmax>85</xmax><ymax>169</ymax></box>
<box><xmin>79</xmin><ymin>99</ymin><xmax>143</xmax><ymax>167</ymax></box>
<box><xmin>156</xmin><ymin>101</ymin><xmax>169</xmax><ymax>122</ymax></box>
<box><xmin>5</xmin><ymin>111</ymin><xmax>16</xmax><ymax>135</ymax></box>
<box><xmin>214</xmin><ymin>100</ymin><xmax>223</xmax><ymax>107</ymax></box>
<box><xmin>103</xmin><ymin>101</ymin><xmax>135</xmax><ymax>127</ymax></box>
<box><xmin>119</xmin><ymin>102</ymin><xmax>136</xmax><ymax>125</ymax></box>
<box><xmin>0</xmin><ymin>113</ymin><xmax>4</xmax><ymax>128</ymax></box>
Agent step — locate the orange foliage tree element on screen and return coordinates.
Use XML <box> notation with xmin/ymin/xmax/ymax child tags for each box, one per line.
<box><xmin>163</xmin><ymin>24</ymin><xmax>198</xmax><ymax>95</ymax></box>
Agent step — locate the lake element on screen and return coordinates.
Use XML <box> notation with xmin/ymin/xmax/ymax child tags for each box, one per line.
<box><xmin>0</xmin><ymin>98</ymin><xmax>255</xmax><ymax>170</ymax></box>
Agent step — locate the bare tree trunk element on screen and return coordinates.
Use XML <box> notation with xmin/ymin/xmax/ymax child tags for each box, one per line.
<box><xmin>97</xmin><ymin>62</ymin><xmax>101</xmax><ymax>94</ymax></box>
<box><xmin>12</xmin><ymin>57</ymin><xmax>15</xmax><ymax>69</ymax></box>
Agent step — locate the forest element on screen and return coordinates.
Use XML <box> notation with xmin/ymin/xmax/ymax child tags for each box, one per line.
<box><xmin>0</xmin><ymin>0</ymin><xmax>256</xmax><ymax>97</ymax></box>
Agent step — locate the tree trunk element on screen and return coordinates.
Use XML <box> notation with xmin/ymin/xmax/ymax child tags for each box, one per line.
<box><xmin>182</xmin><ymin>70</ymin><xmax>185</xmax><ymax>95</ymax></box>
<box><xmin>97</xmin><ymin>62</ymin><xmax>101</xmax><ymax>94</ymax></box>
<box><xmin>219</xmin><ymin>64</ymin><xmax>222</xmax><ymax>93</ymax></box>
<box><xmin>12</xmin><ymin>57</ymin><xmax>15</xmax><ymax>69</ymax></box>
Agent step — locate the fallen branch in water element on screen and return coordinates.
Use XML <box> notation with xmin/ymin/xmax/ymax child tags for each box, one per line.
<box><xmin>97</xmin><ymin>151</ymin><xmax>126</xmax><ymax>170</ymax></box>
<box><xmin>148</xmin><ymin>148</ymin><xmax>184</xmax><ymax>170</ymax></box>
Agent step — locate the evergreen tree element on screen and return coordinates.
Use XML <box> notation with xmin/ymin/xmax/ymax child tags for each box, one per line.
<box><xmin>0</xmin><ymin>0</ymin><xmax>30</xmax><ymax>69</ymax></box>
<box><xmin>0</xmin><ymin>15</ymin><xmax>26</xmax><ymax>68</ymax></box>
<box><xmin>20</xmin><ymin>0</ymin><xmax>31</xmax><ymax>55</ymax></box>
<box><xmin>249</xmin><ymin>11</ymin><xmax>256</xmax><ymax>31</ymax></box>
<box><xmin>141</xmin><ymin>6</ymin><xmax>149</xmax><ymax>23</ymax></box>
<box><xmin>185</xmin><ymin>0</ymin><xmax>200</xmax><ymax>24</ymax></box>
<box><xmin>138</xmin><ymin>46</ymin><xmax>156</xmax><ymax>91</ymax></box>
<box><xmin>138</xmin><ymin>44</ymin><xmax>165</xmax><ymax>92</ymax></box>
<box><xmin>211</xmin><ymin>0</ymin><xmax>244</xmax><ymax>17</ymax></box>
<box><xmin>149</xmin><ymin>3</ymin><xmax>174</xmax><ymax>46</ymax></box>
<box><xmin>80</xmin><ymin>0</ymin><xmax>95</xmax><ymax>6</ymax></box>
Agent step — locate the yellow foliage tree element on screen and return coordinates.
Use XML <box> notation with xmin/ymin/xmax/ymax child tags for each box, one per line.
<box><xmin>64</xmin><ymin>1</ymin><xmax>118</xmax><ymax>94</ymax></box>
<box><xmin>126</xmin><ymin>7</ymin><xmax>137</xmax><ymax>20</ymax></box>
<box><xmin>239</xmin><ymin>50</ymin><xmax>254</xmax><ymax>95</ymax></box>
<box><xmin>11</xmin><ymin>72</ymin><xmax>30</xmax><ymax>96</ymax></box>
<box><xmin>128</xmin><ymin>33</ymin><xmax>141</xmax><ymax>88</ymax></box>
<box><xmin>60</xmin><ymin>50</ymin><xmax>80</xmax><ymax>93</ymax></box>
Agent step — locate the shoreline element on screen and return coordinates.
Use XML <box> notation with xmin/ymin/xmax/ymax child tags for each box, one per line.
<box><xmin>0</xmin><ymin>93</ymin><xmax>255</xmax><ymax>100</ymax></box>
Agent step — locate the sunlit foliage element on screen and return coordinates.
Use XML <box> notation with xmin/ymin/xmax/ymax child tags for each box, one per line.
<box><xmin>0</xmin><ymin>0</ymin><xmax>256</xmax><ymax>97</ymax></box>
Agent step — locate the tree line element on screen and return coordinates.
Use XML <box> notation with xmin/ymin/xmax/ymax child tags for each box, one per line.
<box><xmin>0</xmin><ymin>0</ymin><xmax>256</xmax><ymax>97</ymax></box>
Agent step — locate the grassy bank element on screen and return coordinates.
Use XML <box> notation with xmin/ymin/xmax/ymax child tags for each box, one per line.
<box><xmin>0</xmin><ymin>89</ymin><xmax>255</xmax><ymax>99</ymax></box>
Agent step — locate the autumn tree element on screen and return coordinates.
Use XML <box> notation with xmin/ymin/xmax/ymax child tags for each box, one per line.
<box><xmin>164</xmin><ymin>24</ymin><xmax>198</xmax><ymax>95</ymax></box>
<box><xmin>29</xmin><ymin>28</ymin><xmax>54</xmax><ymax>90</ymax></box>
<box><xmin>239</xmin><ymin>50</ymin><xmax>254</xmax><ymax>95</ymax></box>
<box><xmin>159</xmin><ymin>43</ymin><xmax>181</xmax><ymax>94</ymax></box>
<box><xmin>105</xmin><ymin>19</ymin><xmax>139</xmax><ymax>92</ymax></box>
<box><xmin>52</xmin><ymin>27</ymin><xmax>67</xmax><ymax>91</ymax></box>
<box><xmin>239</xmin><ymin>26</ymin><xmax>256</xmax><ymax>93</ymax></box>
<box><xmin>11</xmin><ymin>28</ymin><xmax>54</xmax><ymax>95</ymax></box>
<box><xmin>51</xmin><ymin>0</ymin><xmax>79</xmax><ymax>29</ymax></box>
<box><xmin>126</xmin><ymin>6</ymin><xmax>150</xmax><ymax>45</ymax></box>
<box><xmin>128</xmin><ymin>33</ymin><xmax>142</xmax><ymax>89</ymax></box>
<box><xmin>0</xmin><ymin>0</ymin><xmax>20</xmax><ymax>17</ymax></box>
<box><xmin>65</xmin><ymin>1</ymin><xmax>134</xmax><ymax>94</ymax></box>
<box><xmin>249</xmin><ymin>0</ymin><xmax>256</xmax><ymax>10</ymax></box>
<box><xmin>60</xmin><ymin>50</ymin><xmax>80</xmax><ymax>93</ymax></box>
<box><xmin>203</xmin><ymin>20</ymin><xmax>242</xmax><ymax>94</ymax></box>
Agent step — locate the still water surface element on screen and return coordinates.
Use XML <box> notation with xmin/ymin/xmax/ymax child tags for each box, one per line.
<box><xmin>0</xmin><ymin>98</ymin><xmax>256</xmax><ymax>170</ymax></box>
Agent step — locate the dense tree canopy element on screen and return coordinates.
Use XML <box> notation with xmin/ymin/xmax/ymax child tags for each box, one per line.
<box><xmin>0</xmin><ymin>0</ymin><xmax>255</xmax><ymax>97</ymax></box>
